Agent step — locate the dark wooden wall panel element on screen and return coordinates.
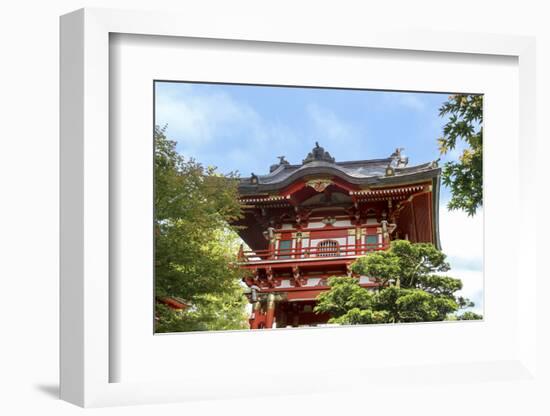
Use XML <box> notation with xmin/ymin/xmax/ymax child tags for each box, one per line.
<box><xmin>413</xmin><ymin>192</ymin><xmax>432</xmax><ymax>243</ymax></box>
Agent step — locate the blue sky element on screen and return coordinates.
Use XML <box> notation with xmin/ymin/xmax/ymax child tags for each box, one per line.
<box><xmin>155</xmin><ymin>81</ymin><xmax>483</xmax><ymax>315</ymax></box>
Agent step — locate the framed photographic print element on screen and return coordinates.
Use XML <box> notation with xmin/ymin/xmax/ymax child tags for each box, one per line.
<box><xmin>152</xmin><ymin>81</ymin><xmax>483</xmax><ymax>335</ymax></box>
<box><xmin>60</xmin><ymin>7</ymin><xmax>540</xmax><ymax>409</ymax></box>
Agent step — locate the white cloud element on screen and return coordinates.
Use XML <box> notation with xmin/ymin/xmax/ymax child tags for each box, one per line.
<box><xmin>305</xmin><ymin>103</ymin><xmax>371</xmax><ymax>161</ymax></box>
<box><xmin>448</xmin><ymin>268</ymin><xmax>484</xmax><ymax>314</ymax></box>
<box><xmin>377</xmin><ymin>91</ymin><xmax>427</xmax><ymax>112</ymax></box>
<box><xmin>397</xmin><ymin>94</ymin><xmax>426</xmax><ymax>111</ymax></box>
<box><xmin>439</xmin><ymin>205</ymin><xmax>484</xmax><ymax>313</ymax></box>
<box><xmin>156</xmin><ymin>85</ymin><xmax>268</xmax><ymax>150</ymax></box>
<box><xmin>306</xmin><ymin>103</ymin><xmax>358</xmax><ymax>141</ymax></box>
<box><xmin>155</xmin><ymin>84</ymin><xmax>306</xmax><ymax>174</ymax></box>
<box><xmin>439</xmin><ymin>205</ymin><xmax>483</xmax><ymax>264</ymax></box>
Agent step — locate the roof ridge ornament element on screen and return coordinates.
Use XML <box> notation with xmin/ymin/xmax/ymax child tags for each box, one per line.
<box><xmin>302</xmin><ymin>142</ymin><xmax>336</xmax><ymax>164</ymax></box>
<box><xmin>429</xmin><ymin>158</ymin><xmax>440</xmax><ymax>168</ymax></box>
<box><xmin>390</xmin><ymin>147</ymin><xmax>409</xmax><ymax>168</ymax></box>
<box><xmin>269</xmin><ymin>155</ymin><xmax>290</xmax><ymax>172</ymax></box>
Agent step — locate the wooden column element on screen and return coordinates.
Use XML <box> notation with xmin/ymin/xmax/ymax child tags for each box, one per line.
<box><xmin>249</xmin><ymin>301</ymin><xmax>262</xmax><ymax>329</ymax></box>
<box><xmin>265</xmin><ymin>293</ymin><xmax>276</xmax><ymax>329</ymax></box>
<box><xmin>291</xmin><ymin>303</ymin><xmax>300</xmax><ymax>327</ymax></box>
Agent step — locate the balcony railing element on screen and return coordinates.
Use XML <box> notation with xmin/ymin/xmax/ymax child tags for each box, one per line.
<box><xmin>239</xmin><ymin>243</ymin><xmax>388</xmax><ymax>263</ymax></box>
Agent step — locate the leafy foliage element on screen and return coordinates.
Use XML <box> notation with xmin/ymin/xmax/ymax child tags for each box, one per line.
<box><xmin>154</xmin><ymin>126</ymin><xmax>248</xmax><ymax>332</ymax></box>
<box><xmin>457</xmin><ymin>311</ymin><xmax>483</xmax><ymax>321</ymax></box>
<box><xmin>315</xmin><ymin>240</ymin><xmax>481</xmax><ymax>324</ymax></box>
<box><xmin>438</xmin><ymin>94</ymin><xmax>483</xmax><ymax>216</ymax></box>
<box><xmin>155</xmin><ymin>287</ymin><xmax>249</xmax><ymax>333</ymax></box>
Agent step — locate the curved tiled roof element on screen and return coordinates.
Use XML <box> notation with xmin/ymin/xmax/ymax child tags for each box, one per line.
<box><xmin>239</xmin><ymin>145</ymin><xmax>440</xmax><ymax>195</ymax></box>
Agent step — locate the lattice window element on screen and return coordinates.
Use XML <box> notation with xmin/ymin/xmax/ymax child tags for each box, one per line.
<box><xmin>317</xmin><ymin>240</ymin><xmax>340</xmax><ymax>257</ymax></box>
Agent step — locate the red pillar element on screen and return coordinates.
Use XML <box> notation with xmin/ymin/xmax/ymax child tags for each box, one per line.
<box><xmin>265</xmin><ymin>293</ymin><xmax>276</xmax><ymax>329</ymax></box>
<box><xmin>249</xmin><ymin>301</ymin><xmax>262</xmax><ymax>329</ymax></box>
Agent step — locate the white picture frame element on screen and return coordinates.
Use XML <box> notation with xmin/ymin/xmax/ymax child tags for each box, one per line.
<box><xmin>60</xmin><ymin>7</ymin><xmax>540</xmax><ymax>408</ymax></box>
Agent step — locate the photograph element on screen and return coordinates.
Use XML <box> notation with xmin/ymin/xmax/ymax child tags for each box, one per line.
<box><xmin>1</xmin><ymin>0</ymin><xmax>544</xmax><ymax>413</ymax></box>
<box><xmin>153</xmin><ymin>81</ymin><xmax>484</xmax><ymax>333</ymax></box>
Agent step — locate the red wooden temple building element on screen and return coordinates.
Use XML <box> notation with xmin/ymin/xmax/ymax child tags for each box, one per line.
<box><xmin>235</xmin><ymin>143</ymin><xmax>441</xmax><ymax>329</ymax></box>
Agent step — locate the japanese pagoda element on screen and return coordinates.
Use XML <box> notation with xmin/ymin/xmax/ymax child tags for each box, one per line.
<box><xmin>235</xmin><ymin>143</ymin><xmax>441</xmax><ymax>329</ymax></box>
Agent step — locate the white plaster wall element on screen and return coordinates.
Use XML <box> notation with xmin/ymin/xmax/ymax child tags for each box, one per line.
<box><xmin>310</xmin><ymin>237</ymin><xmax>347</xmax><ymax>247</ymax></box>
<box><xmin>306</xmin><ymin>278</ymin><xmax>322</xmax><ymax>287</ymax></box>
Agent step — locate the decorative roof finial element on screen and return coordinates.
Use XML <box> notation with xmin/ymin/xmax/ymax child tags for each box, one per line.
<box><xmin>429</xmin><ymin>158</ymin><xmax>440</xmax><ymax>168</ymax></box>
<box><xmin>390</xmin><ymin>147</ymin><xmax>408</xmax><ymax>168</ymax></box>
<box><xmin>390</xmin><ymin>147</ymin><xmax>404</xmax><ymax>158</ymax></box>
<box><xmin>270</xmin><ymin>155</ymin><xmax>290</xmax><ymax>172</ymax></box>
<box><xmin>277</xmin><ymin>155</ymin><xmax>289</xmax><ymax>165</ymax></box>
<box><xmin>302</xmin><ymin>142</ymin><xmax>335</xmax><ymax>164</ymax></box>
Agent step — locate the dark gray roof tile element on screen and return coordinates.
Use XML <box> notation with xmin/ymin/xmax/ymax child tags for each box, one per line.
<box><xmin>239</xmin><ymin>145</ymin><xmax>439</xmax><ymax>194</ymax></box>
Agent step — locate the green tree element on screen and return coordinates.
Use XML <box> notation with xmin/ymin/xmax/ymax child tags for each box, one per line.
<box><xmin>155</xmin><ymin>285</ymin><xmax>249</xmax><ymax>333</ymax></box>
<box><xmin>438</xmin><ymin>94</ymin><xmax>483</xmax><ymax>216</ymax></box>
<box><xmin>154</xmin><ymin>126</ymin><xmax>248</xmax><ymax>332</ymax></box>
<box><xmin>314</xmin><ymin>240</ymin><xmax>481</xmax><ymax>324</ymax></box>
<box><xmin>456</xmin><ymin>311</ymin><xmax>483</xmax><ymax>321</ymax></box>
<box><xmin>315</xmin><ymin>277</ymin><xmax>388</xmax><ymax>325</ymax></box>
